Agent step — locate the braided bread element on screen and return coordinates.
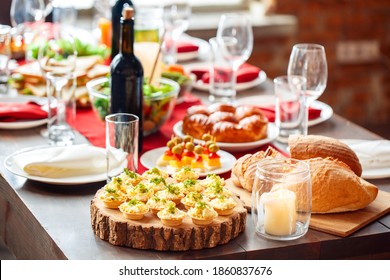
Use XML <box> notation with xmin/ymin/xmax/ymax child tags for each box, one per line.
<box><xmin>182</xmin><ymin>103</ymin><xmax>268</xmax><ymax>143</ymax></box>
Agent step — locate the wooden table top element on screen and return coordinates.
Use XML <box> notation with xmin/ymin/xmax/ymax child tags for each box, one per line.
<box><xmin>1</xmin><ymin>79</ymin><xmax>389</xmax><ymax>260</ymax></box>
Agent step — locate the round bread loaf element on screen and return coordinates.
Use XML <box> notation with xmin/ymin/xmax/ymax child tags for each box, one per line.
<box><xmin>182</xmin><ymin>103</ymin><xmax>268</xmax><ymax>143</ymax></box>
<box><xmin>288</xmin><ymin>134</ymin><xmax>362</xmax><ymax>177</ymax></box>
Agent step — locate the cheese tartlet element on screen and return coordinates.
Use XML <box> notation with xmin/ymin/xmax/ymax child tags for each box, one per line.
<box><xmin>177</xmin><ymin>178</ymin><xmax>204</xmax><ymax>195</ymax></box>
<box><xmin>181</xmin><ymin>191</ymin><xmax>208</xmax><ymax>210</ymax></box>
<box><xmin>118</xmin><ymin>168</ymin><xmax>143</xmax><ymax>188</ymax></box>
<box><xmin>99</xmin><ymin>178</ymin><xmax>127</xmax><ymax>209</ymax></box>
<box><xmin>145</xmin><ymin>176</ymin><xmax>167</xmax><ymax>193</ymax></box>
<box><xmin>157</xmin><ymin>203</ymin><xmax>187</xmax><ymax>226</ymax></box>
<box><xmin>200</xmin><ymin>174</ymin><xmax>225</xmax><ymax>189</ymax></box>
<box><xmin>210</xmin><ymin>195</ymin><xmax>237</xmax><ymax>216</ymax></box>
<box><xmin>172</xmin><ymin>167</ymin><xmax>200</xmax><ymax>182</ymax></box>
<box><xmin>126</xmin><ymin>183</ymin><xmax>154</xmax><ymax>202</ymax></box>
<box><xmin>155</xmin><ymin>184</ymin><xmax>184</xmax><ymax>205</ymax></box>
<box><xmin>203</xmin><ymin>182</ymin><xmax>232</xmax><ymax>200</ymax></box>
<box><xmin>142</xmin><ymin>167</ymin><xmax>169</xmax><ymax>180</ymax></box>
<box><xmin>187</xmin><ymin>201</ymin><xmax>218</xmax><ymax>226</ymax></box>
<box><xmin>147</xmin><ymin>196</ymin><xmax>172</xmax><ymax>214</ymax></box>
<box><xmin>119</xmin><ymin>198</ymin><xmax>149</xmax><ymax>220</ymax></box>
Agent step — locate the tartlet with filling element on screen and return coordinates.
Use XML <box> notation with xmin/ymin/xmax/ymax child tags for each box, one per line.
<box><xmin>155</xmin><ymin>184</ymin><xmax>184</xmax><ymax>205</ymax></box>
<box><xmin>157</xmin><ymin>202</ymin><xmax>187</xmax><ymax>226</ymax></box>
<box><xmin>99</xmin><ymin>177</ymin><xmax>127</xmax><ymax>208</ymax></box>
<box><xmin>172</xmin><ymin>166</ymin><xmax>200</xmax><ymax>182</ymax></box>
<box><xmin>187</xmin><ymin>201</ymin><xmax>218</xmax><ymax>226</ymax></box>
<box><xmin>118</xmin><ymin>198</ymin><xmax>149</xmax><ymax>220</ymax></box>
<box><xmin>210</xmin><ymin>194</ymin><xmax>237</xmax><ymax>216</ymax></box>
<box><xmin>181</xmin><ymin>191</ymin><xmax>208</xmax><ymax>210</ymax></box>
<box><xmin>126</xmin><ymin>182</ymin><xmax>154</xmax><ymax>202</ymax></box>
<box><xmin>147</xmin><ymin>196</ymin><xmax>172</xmax><ymax>214</ymax></box>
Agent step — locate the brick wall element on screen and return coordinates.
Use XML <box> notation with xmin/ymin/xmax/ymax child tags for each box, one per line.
<box><xmin>248</xmin><ymin>0</ymin><xmax>390</xmax><ymax>131</ymax></box>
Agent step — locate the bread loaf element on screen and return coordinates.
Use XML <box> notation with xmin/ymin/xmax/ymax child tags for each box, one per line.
<box><xmin>231</xmin><ymin>146</ymin><xmax>283</xmax><ymax>192</ymax></box>
<box><xmin>288</xmin><ymin>134</ymin><xmax>362</xmax><ymax>177</ymax></box>
<box><xmin>307</xmin><ymin>157</ymin><xmax>378</xmax><ymax>213</ymax></box>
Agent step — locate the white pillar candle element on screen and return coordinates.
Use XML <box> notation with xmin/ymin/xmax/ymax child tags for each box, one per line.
<box><xmin>260</xmin><ymin>189</ymin><xmax>297</xmax><ymax>236</ymax></box>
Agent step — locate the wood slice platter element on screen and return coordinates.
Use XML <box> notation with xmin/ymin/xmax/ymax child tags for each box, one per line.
<box><xmin>224</xmin><ymin>179</ymin><xmax>390</xmax><ymax>237</ymax></box>
<box><xmin>90</xmin><ymin>188</ymin><xmax>247</xmax><ymax>251</ymax></box>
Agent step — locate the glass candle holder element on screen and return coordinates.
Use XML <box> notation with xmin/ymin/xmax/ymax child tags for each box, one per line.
<box><xmin>252</xmin><ymin>158</ymin><xmax>312</xmax><ymax>241</ymax></box>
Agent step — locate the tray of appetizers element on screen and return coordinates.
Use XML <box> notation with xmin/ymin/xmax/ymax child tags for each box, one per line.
<box><xmin>90</xmin><ymin>167</ymin><xmax>247</xmax><ymax>251</ymax></box>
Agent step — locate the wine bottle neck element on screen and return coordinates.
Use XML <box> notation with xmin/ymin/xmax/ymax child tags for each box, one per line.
<box><xmin>120</xmin><ymin>18</ymin><xmax>134</xmax><ymax>57</ymax></box>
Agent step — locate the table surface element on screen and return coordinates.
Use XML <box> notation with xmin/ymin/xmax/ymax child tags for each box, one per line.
<box><xmin>1</xmin><ymin>79</ymin><xmax>390</xmax><ymax>260</ymax></box>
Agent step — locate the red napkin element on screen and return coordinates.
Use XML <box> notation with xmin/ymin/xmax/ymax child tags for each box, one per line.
<box><xmin>176</xmin><ymin>41</ymin><xmax>199</xmax><ymax>53</ymax></box>
<box><xmin>256</xmin><ymin>105</ymin><xmax>322</xmax><ymax>122</ymax></box>
<box><xmin>190</xmin><ymin>63</ymin><xmax>261</xmax><ymax>84</ymax></box>
<box><xmin>0</xmin><ymin>102</ymin><xmax>48</xmax><ymax>122</ymax></box>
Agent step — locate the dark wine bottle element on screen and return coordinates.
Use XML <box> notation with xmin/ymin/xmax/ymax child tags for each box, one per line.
<box><xmin>111</xmin><ymin>0</ymin><xmax>134</xmax><ymax>60</ymax></box>
<box><xmin>110</xmin><ymin>7</ymin><xmax>144</xmax><ymax>152</ymax></box>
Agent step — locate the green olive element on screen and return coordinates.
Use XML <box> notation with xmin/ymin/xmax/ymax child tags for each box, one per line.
<box><xmin>206</xmin><ymin>140</ymin><xmax>215</xmax><ymax>148</ymax></box>
<box><xmin>202</xmin><ymin>133</ymin><xmax>212</xmax><ymax>141</ymax></box>
<box><xmin>185</xmin><ymin>142</ymin><xmax>195</xmax><ymax>152</ymax></box>
<box><xmin>173</xmin><ymin>136</ymin><xmax>183</xmax><ymax>144</ymax></box>
<box><xmin>167</xmin><ymin>140</ymin><xmax>175</xmax><ymax>149</ymax></box>
<box><xmin>208</xmin><ymin>144</ymin><xmax>219</xmax><ymax>153</ymax></box>
<box><xmin>172</xmin><ymin>145</ymin><xmax>183</xmax><ymax>155</ymax></box>
<box><xmin>194</xmin><ymin>145</ymin><xmax>204</xmax><ymax>154</ymax></box>
<box><xmin>183</xmin><ymin>135</ymin><xmax>193</xmax><ymax>143</ymax></box>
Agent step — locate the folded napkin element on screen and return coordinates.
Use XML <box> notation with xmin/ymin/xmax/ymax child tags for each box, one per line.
<box><xmin>256</xmin><ymin>104</ymin><xmax>322</xmax><ymax>122</ymax></box>
<box><xmin>13</xmin><ymin>144</ymin><xmax>125</xmax><ymax>178</ymax></box>
<box><xmin>344</xmin><ymin>140</ymin><xmax>390</xmax><ymax>170</ymax></box>
<box><xmin>176</xmin><ymin>41</ymin><xmax>199</xmax><ymax>53</ymax></box>
<box><xmin>190</xmin><ymin>63</ymin><xmax>261</xmax><ymax>84</ymax></box>
<box><xmin>0</xmin><ymin>102</ymin><xmax>48</xmax><ymax>122</ymax></box>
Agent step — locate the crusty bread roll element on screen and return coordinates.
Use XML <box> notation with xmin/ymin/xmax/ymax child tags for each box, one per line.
<box><xmin>289</xmin><ymin>134</ymin><xmax>362</xmax><ymax>177</ymax></box>
<box><xmin>231</xmin><ymin>146</ymin><xmax>283</xmax><ymax>192</ymax></box>
<box><xmin>308</xmin><ymin>157</ymin><xmax>378</xmax><ymax>213</ymax></box>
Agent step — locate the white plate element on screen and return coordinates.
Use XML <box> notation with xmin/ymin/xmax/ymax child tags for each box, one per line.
<box><xmin>173</xmin><ymin>121</ymin><xmax>278</xmax><ymax>153</ymax></box>
<box><xmin>340</xmin><ymin>139</ymin><xmax>390</xmax><ymax>179</ymax></box>
<box><xmin>0</xmin><ymin>95</ymin><xmax>48</xmax><ymax>130</ymax></box>
<box><xmin>177</xmin><ymin>35</ymin><xmax>210</xmax><ymax>62</ymax></box>
<box><xmin>3</xmin><ymin>146</ymin><xmax>110</xmax><ymax>185</ymax></box>
<box><xmin>237</xmin><ymin>97</ymin><xmax>333</xmax><ymax>127</ymax></box>
<box><xmin>140</xmin><ymin>147</ymin><xmax>236</xmax><ymax>177</ymax></box>
<box><xmin>185</xmin><ymin>62</ymin><xmax>267</xmax><ymax>92</ymax></box>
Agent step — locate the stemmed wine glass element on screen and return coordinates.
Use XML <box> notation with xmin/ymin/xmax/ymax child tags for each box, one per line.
<box><xmin>287</xmin><ymin>43</ymin><xmax>328</xmax><ymax>135</ymax></box>
<box><xmin>10</xmin><ymin>0</ymin><xmax>46</xmax><ymax>61</ymax></box>
<box><xmin>216</xmin><ymin>13</ymin><xmax>253</xmax><ymax>103</ymax></box>
<box><xmin>38</xmin><ymin>33</ymin><xmax>77</xmax><ymax>146</ymax></box>
<box><xmin>162</xmin><ymin>0</ymin><xmax>192</xmax><ymax>64</ymax></box>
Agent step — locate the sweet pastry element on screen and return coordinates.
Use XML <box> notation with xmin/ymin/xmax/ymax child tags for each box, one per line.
<box><xmin>231</xmin><ymin>146</ymin><xmax>283</xmax><ymax>192</ymax></box>
<box><xmin>306</xmin><ymin>157</ymin><xmax>378</xmax><ymax>213</ymax></box>
<box><xmin>118</xmin><ymin>198</ymin><xmax>149</xmax><ymax>220</ymax></box>
<box><xmin>99</xmin><ymin>177</ymin><xmax>127</xmax><ymax>208</ymax></box>
<box><xmin>147</xmin><ymin>196</ymin><xmax>173</xmax><ymax>214</ymax></box>
<box><xmin>155</xmin><ymin>184</ymin><xmax>184</xmax><ymax>205</ymax></box>
<box><xmin>182</xmin><ymin>103</ymin><xmax>268</xmax><ymax>143</ymax></box>
<box><xmin>288</xmin><ymin>134</ymin><xmax>362</xmax><ymax>176</ymax></box>
<box><xmin>210</xmin><ymin>195</ymin><xmax>237</xmax><ymax>216</ymax></box>
<box><xmin>181</xmin><ymin>191</ymin><xmax>208</xmax><ymax>210</ymax></box>
<box><xmin>157</xmin><ymin>202</ymin><xmax>187</xmax><ymax>226</ymax></box>
<box><xmin>187</xmin><ymin>201</ymin><xmax>218</xmax><ymax>226</ymax></box>
<box><xmin>126</xmin><ymin>182</ymin><xmax>154</xmax><ymax>202</ymax></box>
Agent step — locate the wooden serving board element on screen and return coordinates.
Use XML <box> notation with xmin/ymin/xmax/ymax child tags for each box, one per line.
<box><xmin>90</xmin><ymin>188</ymin><xmax>247</xmax><ymax>251</ymax></box>
<box><xmin>224</xmin><ymin>179</ymin><xmax>390</xmax><ymax>237</ymax></box>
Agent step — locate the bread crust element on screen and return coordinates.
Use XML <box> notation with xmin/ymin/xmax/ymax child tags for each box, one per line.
<box><xmin>308</xmin><ymin>157</ymin><xmax>378</xmax><ymax>213</ymax></box>
<box><xmin>288</xmin><ymin>134</ymin><xmax>362</xmax><ymax>176</ymax></box>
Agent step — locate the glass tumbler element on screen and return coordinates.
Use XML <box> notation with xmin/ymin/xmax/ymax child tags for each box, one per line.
<box><xmin>252</xmin><ymin>158</ymin><xmax>312</xmax><ymax>241</ymax></box>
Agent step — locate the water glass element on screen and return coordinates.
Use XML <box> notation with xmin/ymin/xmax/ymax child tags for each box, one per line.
<box><xmin>106</xmin><ymin>113</ymin><xmax>139</xmax><ymax>182</ymax></box>
<box><xmin>0</xmin><ymin>25</ymin><xmax>11</xmax><ymax>94</ymax></box>
<box><xmin>46</xmin><ymin>72</ymin><xmax>76</xmax><ymax>146</ymax></box>
<box><xmin>274</xmin><ymin>75</ymin><xmax>307</xmax><ymax>143</ymax></box>
<box><xmin>208</xmin><ymin>37</ymin><xmax>235</xmax><ymax>104</ymax></box>
<box><xmin>252</xmin><ymin>158</ymin><xmax>312</xmax><ymax>241</ymax></box>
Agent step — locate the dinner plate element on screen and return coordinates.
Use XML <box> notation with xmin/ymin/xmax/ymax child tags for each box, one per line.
<box><xmin>140</xmin><ymin>147</ymin><xmax>236</xmax><ymax>177</ymax></box>
<box><xmin>3</xmin><ymin>145</ymin><xmax>113</xmax><ymax>185</ymax></box>
<box><xmin>177</xmin><ymin>35</ymin><xmax>210</xmax><ymax>62</ymax></box>
<box><xmin>185</xmin><ymin>62</ymin><xmax>267</xmax><ymax>92</ymax></box>
<box><xmin>237</xmin><ymin>96</ymin><xmax>334</xmax><ymax>127</ymax></box>
<box><xmin>0</xmin><ymin>95</ymin><xmax>48</xmax><ymax>130</ymax></box>
<box><xmin>340</xmin><ymin>139</ymin><xmax>390</xmax><ymax>179</ymax></box>
<box><xmin>173</xmin><ymin>121</ymin><xmax>278</xmax><ymax>152</ymax></box>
